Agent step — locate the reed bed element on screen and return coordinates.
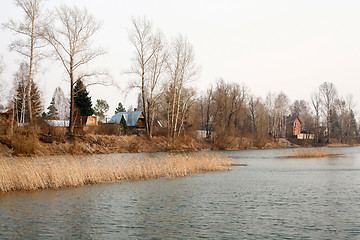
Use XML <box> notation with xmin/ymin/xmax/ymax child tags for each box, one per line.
<box><xmin>286</xmin><ymin>148</ymin><xmax>343</xmax><ymax>158</ymax></box>
<box><xmin>0</xmin><ymin>153</ymin><xmax>233</xmax><ymax>193</ymax></box>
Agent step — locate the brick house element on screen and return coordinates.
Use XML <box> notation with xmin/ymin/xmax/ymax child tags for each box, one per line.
<box><xmin>286</xmin><ymin>116</ymin><xmax>301</xmax><ymax>138</ymax></box>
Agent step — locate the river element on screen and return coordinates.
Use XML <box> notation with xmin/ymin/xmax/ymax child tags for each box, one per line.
<box><xmin>1</xmin><ymin>147</ymin><xmax>360</xmax><ymax>239</ymax></box>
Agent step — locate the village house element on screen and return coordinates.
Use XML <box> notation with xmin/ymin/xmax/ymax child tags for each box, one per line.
<box><xmin>108</xmin><ymin>111</ymin><xmax>145</xmax><ymax>129</ymax></box>
<box><xmin>286</xmin><ymin>116</ymin><xmax>314</xmax><ymax>140</ymax></box>
<box><xmin>0</xmin><ymin>109</ymin><xmax>13</xmax><ymax>125</ymax></box>
<box><xmin>0</xmin><ymin>109</ymin><xmax>14</xmax><ymax>135</ymax></box>
<box><xmin>75</xmin><ymin>116</ymin><xmax>98</xmax><ymax>127</ymax></box>
<box><xmin>286</xmin><ymin>116</ymin><xmax>301</xmax><ymax>138</ymax></box>
<box><xmin>43</xmin><ymin>116</ymin><xmax>97</xmax><ymax>134</ymax></box>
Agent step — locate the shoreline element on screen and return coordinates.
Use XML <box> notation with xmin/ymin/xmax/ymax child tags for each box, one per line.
<box><xmin>0</xmin><ymin>134</ymin><xmax>358</xmax><ymax>157</ymax></box>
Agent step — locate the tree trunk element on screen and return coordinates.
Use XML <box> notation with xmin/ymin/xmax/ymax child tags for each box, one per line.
<box><xmin>27</xmin><ymin>11</ymin><xmax>36</xmax><ymax>125</ymax></box>
<box><xmin>173</xmin><ymin>84</ymin><xmax>183</xmax><ymax>140</ymax></box>
<box><xmin>170</xmin><ymin>83</ymin><xmax>177</xmax><ymax>140</ymax></box>
<box><xmin>142</xmin><ymin>70</ymin><xmax>149</xmax><ymax>137</ymax></box>
<box><xmin>68</xmin><ymin>59</ymin><xmax>74</xmax><ymax>136</ymax></box>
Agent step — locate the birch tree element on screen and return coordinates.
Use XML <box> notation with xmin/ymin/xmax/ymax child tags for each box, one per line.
<box><xmin>43</xmin><ymin>5</ymin><xmax>105</xmax><ymax>135</ymax></box>
<box><xmin>319</xmin><ymin>82</ymin><xmax>337</xmax><ymax>143</ymax></box>
<box><xmin>128</xmin><ymin>16</ymin><xmax>167</xmax><ymax>137</ymax></box>
<box><xmin>167</xmin><ymin>35</ymin><xmax>198</xmax><ymax>140</ymax></box>
<box><xmin>13</xmin><ymin>63</ymin><xmax>28</xmax><ymax>124</ymax></box>
<box><xmin>13</xmin><ymin>62</ymin><xmax>42</xmax><ymax>123</ymax></box>
<box><xmin>266</xmin><ymin>91</ymin><xmax>289</xmax><ymax>138</ymax></box>
<box><xmin>3</xmin><ymin>0</ymin><xmax>47</xmax><ymax>125</ymax></box>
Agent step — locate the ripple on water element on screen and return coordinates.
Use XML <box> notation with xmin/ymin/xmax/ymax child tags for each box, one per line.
<box><xmin>1</xmin><ymin>148</ymin><xmax>360</xmax><ymax>239</ymax></box>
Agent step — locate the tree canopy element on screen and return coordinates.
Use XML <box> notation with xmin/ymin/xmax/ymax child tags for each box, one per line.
<box><xmin>94</xmin><ymin>99</ymin><xmax>109</xmax><ymax>122</ymax></box>
<box><xmin>115</xmin><ymin>102</ymin><xmax>126</xmax><ymax>114</ymax></box>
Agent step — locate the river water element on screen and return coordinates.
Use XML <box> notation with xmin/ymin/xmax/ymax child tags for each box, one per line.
<box><xmin>1</xmin><ymin>147</ymin><xmax>360</xmax><ymax>239</ymax></box>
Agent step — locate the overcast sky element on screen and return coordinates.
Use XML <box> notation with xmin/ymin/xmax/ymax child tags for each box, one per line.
<box><xmin>1</xmin><ymin>0</ymin><xmax>360</xmax><ymax>117</ymax></box>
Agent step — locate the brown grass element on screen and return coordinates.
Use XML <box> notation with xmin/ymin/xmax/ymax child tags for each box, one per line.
<box><xmin>286</xmin><ymin>148</ymin><xmax>343</xmax><ymax>158</ymax></box>
<box><xmin>0</xmin><ymin>153</ymin><xmax>233</xmax><ymax>193</ymax></box>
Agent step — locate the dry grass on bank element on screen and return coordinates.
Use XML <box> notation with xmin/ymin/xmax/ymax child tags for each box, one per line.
<box><xmin>0</xmin><ymin>153</ymin><xmax>233</xmax><ymax>193</ymax></box>
<box><xmin>286</xmin><ymin>148</ymin><xmax>343</xmax><ymax>158</ymax></box>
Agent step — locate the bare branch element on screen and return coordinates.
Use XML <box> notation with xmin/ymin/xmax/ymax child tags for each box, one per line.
<box><xmin>44</xmin><ymin>5</ymin><xmax>106</xmax><ymax>134</ymax></box>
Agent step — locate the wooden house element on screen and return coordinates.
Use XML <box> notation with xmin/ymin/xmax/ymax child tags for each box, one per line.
<box><xmin>109</xmin><ymin>111</ymin><xmax>145</xmax><ymax>129</ymax></box>
<box><xmin>0</xmin><ymin>109</ymin><xmax>13</xmax><ymax>126</ymax></box>
<box><xmin>74</xmin><ymin>116</ymin><xmax>98</xmax><ymax>127</ymax></box>
<box><xmin>0</xmin><ymin>109</ymin><xmax>14</xmax><ymax>134</ymax></box>
<box><xmin>286</xmin><ymin>116</ymin><xmax>301</xmax><ymax>138</ymax></box>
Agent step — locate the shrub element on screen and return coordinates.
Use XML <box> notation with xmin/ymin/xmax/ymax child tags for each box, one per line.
<box><xmin>12</xmin><ymin>128</ymin><xmax>39</xmax><ymax>155</ymax></box>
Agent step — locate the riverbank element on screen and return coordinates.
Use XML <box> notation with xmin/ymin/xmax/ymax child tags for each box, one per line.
<box><xmin>0</xmin><ymin>133</ymin><xmax>298</xmax><ymax>157</ymax></box>
<box><xmin>1</xmin><ymin>132</ymin><xmax>356</xmax><ymax>157</ymax></box>
<box><xmin>0</xmin><ymin>153</ymin><xmax>233</xmax><ymax>193</ymax></box>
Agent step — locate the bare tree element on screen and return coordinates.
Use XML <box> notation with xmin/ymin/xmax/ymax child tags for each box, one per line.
<box><xmin>12</xmin><ymin>63</ymin><xmax>28</xmax><ymax>124</ymax></box>
<box><xmin>247</xmin><ymin>95</ymin><xmax>262</xmax><ymax>132</ymax></box>
<box><xmin>167</xmin><ymin>35</ymin><xmax>199</xmax><ymax>140</ymax></box>
<box><xmin>335</xmin><ymin>95</ymin><xmax>357</xmax><ymax>143</ymax></box>
<box><xmin>52</xmin><ymin>86</ymin><xmax>69</xmax><ymax>120</ymax></box>
<box><xmin>43</xmin><ymin>5</ymin><xmax>105</xmax><ymax>135</ymax></box>
<box><xmin>211</xmin><ymin>79</ymin><xmax>246</xmax><ymax>135</ymax></box>
<box><xmin>177</xmin><ymin>87</ymin><xmax>197</xmax><ymax>136</ymax></box>
<box><xmin>3</xmin><ymin>0</ymin><xmax>47</xmax><ymax>125</ymax></box>
<box><xmin>199</xmin><ymin>86</ymin><xmax>215</xmax><ymax>138</ymax></box>
<box><xmin>147</xmin><ymin>33</ymin><xmax>168</xmax><ymax>137</ymax></box>
<box><xmin>246</xmin><ymin>94</ymin><xmax>268</xmax><ymax>146</ymax></box>
<box><xmin>12</xmin><ymin>62</ymin><xmax>42</xmax><ymax>124</ymax></box>
<box><xmin>319</xmin><ymin>82</ymin><xmax>337</xmax><ymax>143</ymax></box>
<box><xmin>290</xmin><ymin>99</ymin><xmax>313</xmax><ymax>133</ymax></box>
<box><xmin>266</xmin><ymin>91</ymin><xmax>289</xmax><ymax>138</ymax></box>
<box><xmin>128</xmin><ymin>16</ymin><xmax>167</xmax><ymax>137</ymax></box>
<box><xmin>311</xmin><ymin>90</ymin><xmax>321</xmax><ymax>143</ymax></box>
<box><xmin>266</xmin><ymin>92</ymin><xmax>277</xmax><ymax>138</ymax></box>
<box><xmin>0</xmin><ymin>56</ymin><xmax>5</xmax><ymax>100</ymax></box>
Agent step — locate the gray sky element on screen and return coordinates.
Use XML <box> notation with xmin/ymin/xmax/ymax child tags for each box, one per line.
<box><xmin>1</xmin><ymin>0</ymin><xmax>360</xmax><ymax>116</ymax></box>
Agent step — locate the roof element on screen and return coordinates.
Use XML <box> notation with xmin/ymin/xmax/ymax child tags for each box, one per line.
<box><xmin>109</xmin><ymin>111</ymin><xmax>143</xmax><ymax>127</ymax></box>
<box><xmin>0</xmin><ymin>109</ymin><xmax>11</xmax><ymax>114</ymax></box>
<box><xmin>286</xmin><ymin>115</ymin><xmax>301</xmax><ymax>124</ymax></box>
<box><xmin>45</xmin><ymin>120</ymin><xmax>69</xmax><ymax>127</ymax></box>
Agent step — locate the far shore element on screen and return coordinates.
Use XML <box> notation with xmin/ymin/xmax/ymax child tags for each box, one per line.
<box><xmin>0</xmin><ymin>133</ymin><xmax>358</xmax><ymax>157</ymax></box>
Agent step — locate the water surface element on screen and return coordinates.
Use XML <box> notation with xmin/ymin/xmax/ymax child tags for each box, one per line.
<box><xmin>1</xmin><ymin>147</ymin><xmax>359</xmax><ymax>239</ymax></box>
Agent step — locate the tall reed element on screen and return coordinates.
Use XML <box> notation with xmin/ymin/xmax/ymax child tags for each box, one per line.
<box><xmin>287</xmin><ymin>148</ymin><xmax>342</xmax><ymax>158</ymax></box>
<box><xmin>0</xmin><ymin>153</ymin><xmax>233</xmax><ymax>193</ymax></box>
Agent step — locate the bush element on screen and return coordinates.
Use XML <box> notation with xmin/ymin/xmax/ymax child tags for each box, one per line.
<box><xmin>12</xmin><ymin>128</ymin><xmax>39</xmax><ymax>155</ymax></box>
<box><xmin>95</xmin><ymin>123</ymin><xmax>123</xmax><ymax>135</ymax></box>
<box><xmin>212</xmin><ymin>133</ymin><xmax>234</xmax><ymax>150</ymax></box>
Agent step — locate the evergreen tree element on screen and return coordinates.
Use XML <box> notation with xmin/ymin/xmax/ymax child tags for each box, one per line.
<box><xmin>94</xmin><ymin>99</ymin><xmax>109</xmax><ymax>122</ymax></box>
<box><xmin>46</xmin><ymin>97</ymin><xmax>58</xmax><ymax>119</ymax></box>
<box><xmin>74</xmin><ymin>80</ymin><xmax>94</xmax><ymax>116</ymax></box>
<box><xmin>115</xmin><ymin>102</ymin><xmax>126</xmax><ymax>114</ymax></box>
